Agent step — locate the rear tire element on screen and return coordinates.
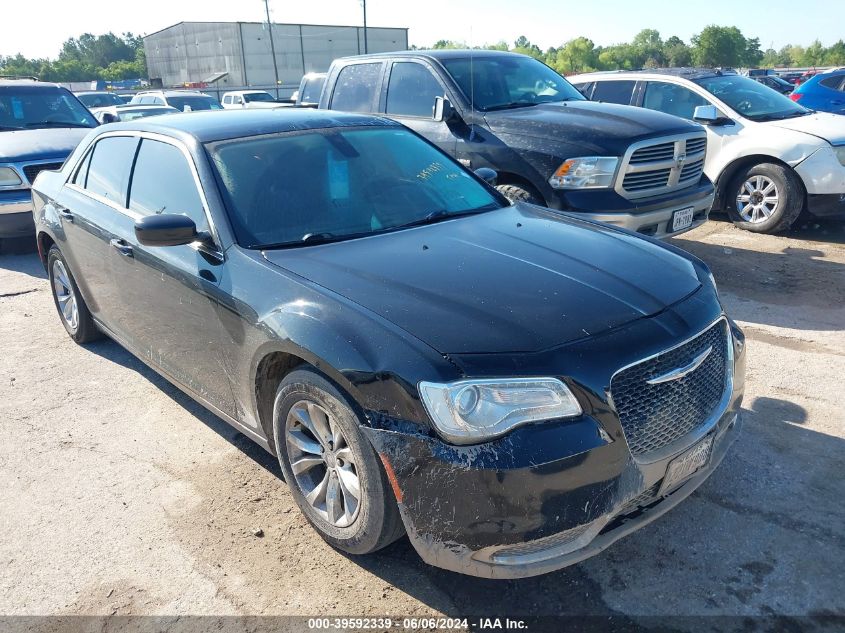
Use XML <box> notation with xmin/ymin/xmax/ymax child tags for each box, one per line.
<box><xmin>272</xmin><ymin>368</ymin><xmax>404</xmax><ymax>555</ymax></box>
<box><xmin>47</xmin><ymin>246</ymin><xmax>101</xmax><ymax>343</ymax></box>
<box><xmin>726</xmin><ymin>162</ymin><xmax>804</xmax><ymax>233</ymax></box>
<box><xmin>496</xmin><ymin>183</ymin><xmax>543</xmax><ymax>205</ymax></box>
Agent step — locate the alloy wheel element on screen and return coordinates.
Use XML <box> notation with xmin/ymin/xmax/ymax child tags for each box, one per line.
<box><xmin>52</xmin><ymin>259</ymin><xmax>79</xmax><ymax>332</ymax></box>
<box><xmin>736</xmin><ymin>175</ymin><xmax>779</xmax><ymax>223</ymax></box>
<box><xmin>285</xmin><ymin>400</ymin><xmax>361</xmax><ymax>527</ymax></box>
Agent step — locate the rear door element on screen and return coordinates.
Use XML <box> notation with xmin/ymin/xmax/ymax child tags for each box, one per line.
<box><xmin>381</xmin><ymin>60</ymin><xmax>458</xmax><ymax>156</ymax></box>
<box><xmin>57</xmin><ymin>135</ymin><xmax>139</xmax><ymax>332</ymax></box>
<box><xmin>114</xmin><ymin>136</ymin><xmax>235</xmax><ymax>416</ymax></box>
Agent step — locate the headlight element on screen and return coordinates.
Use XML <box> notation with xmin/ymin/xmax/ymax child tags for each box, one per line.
<box><xmin>548</xmin><ymin>157</ymin><xmax>618</xmax><ymax>189</ymax></box>
<box><xmin>418</xmin><ymin>377</ymin><xmax>582</xmax><ymax>444</ymax></box>
<box><xmin>0</xmin><ymin>167</ymin><xmax>22</xmax><ymax>187</ymax></box>
<box><xmin>834</xmin><ymin>145</ymin><xmax>845</xmax><ymax>167</ymax></box>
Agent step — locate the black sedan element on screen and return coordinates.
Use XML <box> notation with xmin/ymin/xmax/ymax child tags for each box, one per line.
<box><xmin>31</xmin><ymin>109</ymin><xmax>745</xmax><ymax>578</ymax></box>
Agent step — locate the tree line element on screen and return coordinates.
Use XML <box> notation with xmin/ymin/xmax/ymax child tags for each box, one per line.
<box><xmin>0</xmin><ymin>32</ymin><xmax>145</xmax><ymax>82</ymax></box>
<box><xmin>425</xmin><ymin>25</ymin><xmax>845</xmax><ymax>75</ymax></box>
<box><xmin>1</xmin><ymin>25</ymin><xmax>844</xmax><ymax>83</ymax></box>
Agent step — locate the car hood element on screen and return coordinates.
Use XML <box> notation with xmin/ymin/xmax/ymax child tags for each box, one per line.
<box><xmin>483</xmin><ymin>102</ymin><xmax>699</xmax><ymax>154</ymax></box>
<box><xmin>263</xmin><ymin>204</ymin><xmax>701</xmax><ymax>354</ymax></box>
<box><xmin>0</xmin><ymin>127</ymin><xmax>92</xmax><ymax>163</ymax></box>
<box><xmin>766</xmin><ymin>111</ymin><xmax>845</xmax><ymax>144</ymax></box>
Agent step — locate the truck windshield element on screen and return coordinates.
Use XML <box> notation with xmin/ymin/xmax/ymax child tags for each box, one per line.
<box><xmin>0</xmin><ymin>85</ymin><xmax>97</xmax><ymax>130</ymax></box>
<box><xmin>441</xmin><ymin>56</ymin><xmax>586</xmax><ymax>111</ymax></box>
<box><xmin>244</xmin><ymin>92</ymin><xmax>275</xmax><ymax>102</ymax></box>
<box><xmin>694</xmin><ymin>75</ymin><xmax>809</xmax><ymax>121</ymax></box>
<box><xmin>208</xmin><ymin>127</ymin><xmax>503</xmax><ymax>249</ymax></box>
<box><xmin>167</xmin><ymin>95</ymin><xmax>223</xmax><ymax>112</ymax></box>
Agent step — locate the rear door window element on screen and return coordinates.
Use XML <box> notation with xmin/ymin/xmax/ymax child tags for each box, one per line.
<box><xmin>128</xmin><ymin>139</ymin><xmax>208</xmax><ymax>232</ymax></box>
<box><xmin>84</xmin><ymin>136</ymin><xmax>139</xmax><ymax>205</ymax></box>
<box><xmin>591</xmin><ymin>80</ymin><xmax>636</xmax><ymax>105</ymax></box>
<box><xmin>386</xmin><ymin>62</ymin><xmax>444</xmax><ymax>118</ymax></box>
<box><xmin>820</xmin><ymin>75</ymin><xmax>845</xmax><ymax>91</ymax></box>
<box><xmin>330</xmin><ymin>63</ymin><xmax>382</xmax><ymax>113</ymax></box>
<box><xmin>643</xmin><ymin>81</ymin><xmax>709</xmax><ymax>120</ymax></box>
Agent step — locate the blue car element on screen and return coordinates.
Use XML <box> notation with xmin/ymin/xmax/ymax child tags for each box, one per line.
<box><xmin>790</xmin><ymin>69</ymin><xmax>845</xmax><ymax>114</ymax></box>
<box><xmin>0</xmin><ymin>78</ymin><xmax>98</xmax><ymax>245</ymax></box>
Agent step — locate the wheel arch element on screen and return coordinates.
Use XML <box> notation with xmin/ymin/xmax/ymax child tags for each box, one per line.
<box><xmin>714</xmin><ymin>154</ymin><xmax>807</xmax><ymax>210</ymax></box>
<box><xmin>494</xmin><ymin>172</ymin><xmax>547</xmax><ymax>204</ymax></box>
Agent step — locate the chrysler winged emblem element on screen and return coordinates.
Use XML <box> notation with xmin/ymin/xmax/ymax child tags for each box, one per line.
<box><xmin>646</xmin><ymin>346</ymin><xmax>712</xmax><ymax>385</ymax></box>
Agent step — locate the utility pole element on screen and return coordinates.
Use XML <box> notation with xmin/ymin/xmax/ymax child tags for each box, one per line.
<box><xmin>263</xmin><ymin>0</ymin><xmax>280</xmax><ymax>94</ymax></box>
<box><xmin>362</xmin><ymin>0</ymin><xmax>368</xmax><ymax>54</ymax></box>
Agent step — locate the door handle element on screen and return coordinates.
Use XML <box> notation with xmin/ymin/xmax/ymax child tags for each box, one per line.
<box><xmin>110</xmin><ymin>238</ymin><xmax>134</xmax><ymax>258</ymax></box>
<box><xmin>57</xmin><ymin>206</ymin><xmax>74</xmax><ymax>222</ymax></box>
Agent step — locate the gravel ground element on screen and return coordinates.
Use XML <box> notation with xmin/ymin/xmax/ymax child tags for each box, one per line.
<box><xmin>1</xmin><ymin>217</ymin><xmax>843</xmax><ymax>629</ymax></box>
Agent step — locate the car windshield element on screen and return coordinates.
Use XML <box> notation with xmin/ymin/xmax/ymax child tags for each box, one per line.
<box><xmin>208</xmin><ymin>126</ymin><xmax>503</xmax><ymax>248</ymax></box>
<box><xmin>694</xmin><ymin>75</ymin><xmax>809</xmax><ymax>121</ymax></box>
<box><xmin>244</xmin><ymin>92</ymin><xmax>274</xmax><ymax>102</ymax></box>
<box><xmin>0</xmin><ymin>85</ymin><xmax>97</xmax><ymax>130</ymax></box>
<box><xmin>78</xmin><ymin>92</ymin><xmax>124</xmax><ymax>108</ymax></box>
<box><xmin>118</xmin><ymin>107</ymin><xmax>176</xmax><ymax>121</ymax></box>
<box><xmin>167</xmin><ymin>95</ymin><xmax>223</xmax><ymax>112</ymax></box>
<box><xmin>441</xmin><ymin>56</ymin><xmax>586</xmax><ymax>111</ymax></box>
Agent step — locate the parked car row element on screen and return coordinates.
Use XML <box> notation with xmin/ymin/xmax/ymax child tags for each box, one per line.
<box><xmin>571</xmin><ymin>68</ymin><xmax>845</xmax><ymax>232</ymax></box>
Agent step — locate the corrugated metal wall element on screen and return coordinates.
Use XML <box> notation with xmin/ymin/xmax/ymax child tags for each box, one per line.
<box><xmin>144</xmin><ymin>21</ymin><xmax>407</xmax><ymax>92</ymax></box>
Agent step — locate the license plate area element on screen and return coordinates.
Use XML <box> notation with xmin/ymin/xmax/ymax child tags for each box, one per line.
<box><xmin>672</xmin><ymin>206</ymin><xmax>695</xmax><ymax>232</ymax></box>
<box><xmin>658</xmin><ymin>434</ymin><xmax>714</xmax><ymax>496</ymax></box>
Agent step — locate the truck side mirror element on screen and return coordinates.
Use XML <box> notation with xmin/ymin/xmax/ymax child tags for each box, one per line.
<box><xmin>98</xmin><ymin>112</ymin><xmax>119</xmax><ymax>125</ymax></box>
<box><xmin>433</xmin><ymin>96</ymin><xmax>457</xmax><ymax>122</ymax></box>
<box><xmin>474</xmin><ymin>167</ymin><xmax>497</xmax><ymax>186</ymax></box>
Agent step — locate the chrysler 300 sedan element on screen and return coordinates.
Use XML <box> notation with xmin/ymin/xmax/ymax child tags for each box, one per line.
<box><xmin>31</xmin><ymin>109</ymin><xmax>745</xmax><ymax>578</ymax></box>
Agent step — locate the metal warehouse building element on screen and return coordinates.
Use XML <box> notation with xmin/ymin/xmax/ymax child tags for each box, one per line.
<box><xmin>143</xmin><ymin>21</ymin><xmax>408</xmax><ymax>96</ymax></box>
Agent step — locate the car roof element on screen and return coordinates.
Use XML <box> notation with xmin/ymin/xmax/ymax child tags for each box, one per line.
<box><xmin>574</xmin><ymin>67</ymin><xmax>728</xmax><ymax>82</ymax></box>
<box><xmin>102</xmin><ymin>108</ymin><xmax>400</xmax><ymax>144</ymax></box>
<box><xmin>338</xmin><ymin>49</ymin><xmax>531</xmax><ymax>63</ymax></box>
<box><xmin>0</xmin><ymin>79</ymin><xmax>61</xmax><ymax>88</ymax></box>
<box><xmin>116</xmin><ymin>104</ymin><xmax>177</xmax><ymax>110</ymax></box>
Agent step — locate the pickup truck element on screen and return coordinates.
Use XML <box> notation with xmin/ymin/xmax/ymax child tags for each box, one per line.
<box><xmin>1</xmin><ymin>78</ymin><xmax>97</xmax><ymax>247</ymax></box>
<box><xmin>319</xmin><ymin>50</ymin><xmax>716</xmax><ymax>238</ymax></box>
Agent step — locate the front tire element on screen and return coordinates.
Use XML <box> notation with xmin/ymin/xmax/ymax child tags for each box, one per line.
<box><xmin>726</xmin><ymin>163</ymin><xmax>804</xmax><ymax>233</ymax></box>
<box><xmin>496</xmin><ymin>183</ymin><xmax>543</xmax><ymax>205</ymax></box>
<box><xmin>272</xmin><ymin>368</ymin><xmax>404</xmax><ymax>555</ymax></box>
<box><xmin>47</xmin><ymin>246</ymin><xmax>101</xmax><ymax>343</ymax></box>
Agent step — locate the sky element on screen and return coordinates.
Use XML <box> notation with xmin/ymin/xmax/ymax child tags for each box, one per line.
<box><xmin>2</xmin><ymin>0</ymin><xmax>844</xmax><ymax>59</ymax></box>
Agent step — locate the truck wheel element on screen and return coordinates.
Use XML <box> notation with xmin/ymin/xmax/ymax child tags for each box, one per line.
<box><xmin>726</xmin><ymin>163</ymin><xmax>804</xmax><ymax>233</ymax></box>
<box><xmin>47</xmin><ymin>246</ymin><xmax>101</xmax><ymax>343</ymax></box>
<box><xmin>496</xmin><ymin>183</ymin><xmax>543</xmax><ymax>205</ymax></box>
<box><xmin>272</xmin><ymin>368</ymin><xmax>405</xmax><ymax>555</ymax></box>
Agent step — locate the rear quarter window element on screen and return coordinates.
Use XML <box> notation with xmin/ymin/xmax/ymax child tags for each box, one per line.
<box><xmin>330</xmin><ymin>63</ymin><xmax>382</xmax><ymax>113</ymax></box>
<box><xmin>84</xmin><ymin>136</ymin><xmax>139</xmax><ymax>205</ymax></box>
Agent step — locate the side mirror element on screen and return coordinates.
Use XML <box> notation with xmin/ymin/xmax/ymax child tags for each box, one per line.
<box><xmin>433</xmin><ymin>96</ymin><xmax>457</xmax><ymax>122</ymax></box>
<box><xmin>134</xmin><ymin>214</ymin><xmax>198</xmax><ymax>247</ymax></box>
<box><xmin>99</xmin><ymin>112</ymin><xmax>119</xmax><ymax>125</ymax></box>
<box><xmin>474</xmin><ymin>167</ymin><xmax>497</xmax><ymax>186</ymax></box>
<box><xmin>693</xmin><ymin>105</ymin><xmax>730</xmax><ymax>125</ymax></box>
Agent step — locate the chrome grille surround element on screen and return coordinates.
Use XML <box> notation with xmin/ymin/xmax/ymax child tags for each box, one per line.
<box><xmin>609</xmin><ymin>317</ymin><xmax>733</xmax><ymax>463</ymax></box>
<box><xmin>615</xmin><ymin>132</ymin><xmax>708</xmax><ymax>200</ymax></box>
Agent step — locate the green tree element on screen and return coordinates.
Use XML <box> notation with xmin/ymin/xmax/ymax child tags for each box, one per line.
<box><xmin>632</xmin><ymin>29</ymin><xmax>664</xmax><ymax>66</ymax></box>
<box><xmin>513</xmin><ymin>35</ymin><xmax>543</xmax><ymax>60</ymax></box>
<box><xmin>663</xmin><ymin>36</ymin><xmax>692</xmax><ymax>67</ymax></box>
<box><xmin>824</xmin><ymin>40</ymin><xmax>845</xmax><ymax>66</ymax></box>
<box><xmin>801</xmin><ymin>39</ymin><xmax>826</xmax><ymax>66</ymax></box>
<box><xmin>744</xmin><ymin>37</ymin><xmax>763</xmax><ymax>66</ymax></box>
<box><xmin>551</xmin><ymin>37</ymin><xmax>599</xmax><ymax>74</ymax></box>
<box><xmin>691</xmin><ymin>25</ymin><xmax>749</xmax><ymax>67</ymax></box>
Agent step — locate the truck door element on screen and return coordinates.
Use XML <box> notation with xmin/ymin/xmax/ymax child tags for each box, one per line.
<box><xmin>381</xmin><ymin>61</ymin><xmax>457</xmax><ymax>156</ymax></box>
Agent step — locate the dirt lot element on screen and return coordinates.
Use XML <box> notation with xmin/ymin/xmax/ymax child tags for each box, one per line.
<box><xmin>1</xmin><ymin>217</ymin><xmax>844</xmax><ymax>629</ymax></box>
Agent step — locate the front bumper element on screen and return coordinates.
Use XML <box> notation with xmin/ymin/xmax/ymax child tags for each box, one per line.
<box><xmin>364</xmin><ymin>310</ymin><xmax>745</xmax><ymax>579</ymax></box>
<box><xmin>0</xmin><ymin>190</ymin><xmax>35</xmax><ymax>238</ymax></box>
<box><xmin>555</xmin><ymin>177</ymin><xmax>715</xmax><ymax>239</ymax></box>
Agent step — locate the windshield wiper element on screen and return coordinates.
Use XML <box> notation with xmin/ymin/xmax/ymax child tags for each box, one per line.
<box><xmin>0</xmin><ymin>125</ymin><xmax>24</xmax><ymax>131</ymax></box>
<box><xmin>393</xmin><ymin>206</ymin><xmax>498</xmax><ymax>230</ymax></box>
<box><xmin>484</xmin><ymin>101</ymin><xmax>540</xmax><ymax>111</ymax></box>
<box><xmin>753</xmin><ymin>110</ymin><xmax>810</xmax><ymax>122</ymax></box>
<box><xmin>25</xmin><ymin>121</ymin><xmax>92</xmax><ymax>128</ymax></box>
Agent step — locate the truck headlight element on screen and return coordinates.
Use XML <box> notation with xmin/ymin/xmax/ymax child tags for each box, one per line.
<box><xmin>0</xmin><ymin>167</ymin><xmax>23</xmax><ymax>187</ymax></box>
<box><xmin>549</xmin><ymin>157</ymin><xmax>618</xmax><ymax>189</ymax></box>
<box><xmin>419</xmin><ymin>378</ymin><xmax>582</xmax><ymax>444</ymax></box>
<box><xmin>835</xmin><ymin>145</ymin><xmax>845</xmax><ymax>167</ymax></box>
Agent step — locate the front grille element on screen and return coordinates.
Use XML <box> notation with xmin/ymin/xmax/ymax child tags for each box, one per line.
<box><xmin>610</xmin><ymin>320</ymin><xmax>730</xmax><ymax>457</ymax></box>
<box><xmin>23</xmin><ymin>162</ymin><xmax>63</xmax><ymax>184</ymax></box>
<box><xmin>618</xmin><ymin>483</ymin><xmax>661</xmax><ymax>516</ymax></box>
<box><xmin>618</xmin><ymin>134</ymin><xmax>707</xmax><ymax>199</ymax></box>
<box><xmin>629</xmin><ymin>142</ymin><xmax>675</xmax><ymax>164</ymax></box>
<box><xmin>623</xmin><ymin>168</ymin><xmax>672</xmax><ymax>191</ymax></box>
